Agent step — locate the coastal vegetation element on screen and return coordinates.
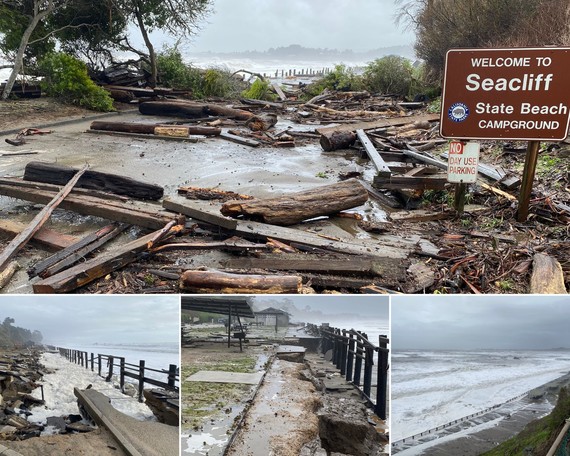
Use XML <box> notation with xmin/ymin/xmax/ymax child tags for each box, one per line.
<box><xmin>0</xmin><ymin>317</ymin><xmax>42</xmax><ymax>347</ymax></box>
<box><xmin>482</xmin><ymin>386</ymin><xmax>570</xmax><ymax>455</ymax></box>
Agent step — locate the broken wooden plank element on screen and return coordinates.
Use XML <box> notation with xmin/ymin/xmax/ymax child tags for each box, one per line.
<box><xmin>405</xmin><ymin>262</ymin><xmax>435</xmax><ymax>293</ymax></box>
<box><xmin>530</xmin><ymin>253</ymin><xmax>567</xmax><ymax>294</ymax></box>
<box><xmin>355</xmin><ymin>129</ymin><xmax>391</xmax><ymax>177</ymax></box>
<box><xmin>0</xmin><ymin>261</ymin><xmax>19</xmax><ymax>289</ymax></box>
<box><xmin>221</xmin><ymin>179</ymin><xmax>369</xmax><ymax>226</ymax></box>
<box><xmin>0</xmin><ymin>166</ymin><xmax>88</xmax><ymax>273</ymax></box>
<box><xmin>222</xmin><ymin>253</ymin><xmax>387</xmax><ymax>275</ymax></box>
<box><xmin>163</xmin><ymin>197</ymin><xmax>238</xmax><ymax>230</ymax></box>
<box><xmin>85</xmin><ymin>130</ymin><xmax>201</xmax><ymax>143</ymax></box>
<box><xmin>0</xmin><ymin>220</ymin><xmax>79</xmax><ymax>251</ymax></box>
<box><xmin>219</xmin><ymin>131</ymin><xmax>260</xmax><ymax>147</ymax></box>
<box><xmin>0</xmin><ymin>178</ymin><xmax>173</xmax><ymax>230</ymax></box>
<box><xmin>24</xmin><ymin>162</ymin><xmax>164</xmax><ymax>201</ymax></box>
<box><xmin>179</xmin><ymin>269</ymin><xmax>302</xmax><ymax>294</ymax></box>
<box><xmin>271</xmin><ymin>82</ymin><xmax>287</xmax><ymax>101</ymax></box>
<box><xmin>373</xmin><ymin>175</ymin><xmax>448</xmax><ymax>191</ymax></box>
<box><xmin>390</xmin><ymin>209</ymin><xmax>450</xmax><ymax>223</ymax></box>
<box><xmin>357</xmin><ymin>180</ymin><xmax>403</xmax><ymax>209</ymax></box>
<box><xmin>29</xmin><ymin>224</ymin><xmax>128</xmax><ymax>279</ymax></box>
<box><xmin>316</xmin><ymin>113</ymin><xmax>440</xmax><ymax>135</ymax></box>
<box><xmin>32</xmin><ymin>228</ymin><xmax>169</xmax><ymax>293</ymax></box>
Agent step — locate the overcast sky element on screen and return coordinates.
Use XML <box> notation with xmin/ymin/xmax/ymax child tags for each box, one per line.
<box><xmin>147</xmin><ymin>0</ymin><xmax>414</xmax><ymax>53</ymax></box>
<box><xmin>0</xmin><ymin>296</ymin><xmax>179</xmax><ymax>346</ymax></box>
<box><xmin>392</xmin><ymin>296</ymin><xmax>570</xmax><ymax>350</ymax></box>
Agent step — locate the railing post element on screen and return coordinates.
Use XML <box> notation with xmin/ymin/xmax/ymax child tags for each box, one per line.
<box><xmin>90</xmin><ymin>353</ymin><xmax>94</xmax><ymax>371</ymax></box>
<box><xmin>376</xmin><ymin>335</ymin><xmax>389</xmax><ymax>420</ymax></box>
<box><xmin>167</xmin><ymin>364</ymin><xmax>177</xmax><ymax>389</ymax></box>
<box><xmin>346</xmin><ymin>332</ymin><xmax>355</xmax><ymax>382</ymax></box>
<box><xmin>106</xmin><ymin>356</ymin><xmax>114</xmax><ymax>382</ymax></box>
<box><xmin>354</xmin><ymin>336</ymin><xmax>363</xmax><ymax>386</ymax></box>
<box><xmin>85</xmin><ymin>352</ymin><xmax>89</xmax><ymax>369</ymax></box>
<box><xmin>363</xmin><ymin>345</ymin><xmax>373</xmax><ymax>399</ymax></box>
<box><xmin>119</xmin><ymin>357</ymin><xmax>125</xmax><ymax>392</ymax></box>
<box><xmin>138</xmin><ymin>360</ymin><xmax>145</xmax><ymax>403</ymax></box>
<box><xmin>98</xmin><ymin>354</ymin><xmax>102</xmax><ymax>377</ymax></box>
<box><xmin>339</xmin><ymin>329</ymin><xmax>348</xmax><ymax>376</ymax></box>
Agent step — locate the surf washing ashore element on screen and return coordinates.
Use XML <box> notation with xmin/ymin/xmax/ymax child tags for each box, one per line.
<box><xmin>391</xmin><ymin>349</ymin><xmax>570</xmax><ymax>453</ymax></box>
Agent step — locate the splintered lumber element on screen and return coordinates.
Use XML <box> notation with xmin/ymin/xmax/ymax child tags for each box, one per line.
<box><xmin>28</xmin><ymin>223</ymin><xmax>127</xmax><ymax>278</ymax></box>
<box><xmin>163</xmin><ymin>197</ymin><xmax>238</xmax><ymax>230</ymax></box>
<box><xmin>0</xmin><ymin>261</ymin><xmax>19</xmax><ymax>289</ymax></box>
<box><xmin>0</xmin><ymin>178</ymin><xmax>172</xmax><ymax>230</ymax></box>
<box><xmin>316</xmin><ymin>113</ymin><xmax>440</xmax><ymax>135</ymax></box>
<box><xmin>271</xmin><ymin>82</ymin><xmax>287</xmax><ymax>101</ymax></box>
<box><xmin>221</xmin><ymin>253</ymin><xmax>390</xmax><ymax>276</ymax></box>
<box><xmin>221</xmin><ymin>179</ymin><xmax>368</xmax><ymax>226</ymax></box>
<box><xmin>90</xmin><ymin>121</ymin><xmax>221</xmax><ymax>137</ymax></box>
<box><xmin>139</xmin><ymin>101</ymin><xmax>208</xmax><ymax>118</ymax></box>
<box><xmin>245</xmin><ymin>113</ymin><xmax>278</xmax><ymax>131</ymax></box>
<box><xmin>373</xmin><ymin>175</ymin><xmax>447</xmax><ymax>190</ymax></box>
<box><xmin>320</xmin><ymin>130</ymin><xmax>356</xmax><ymax>151</ymax></box>
<box><xmin>530</xmin><ymin>253</ymin><xmax>567</xmax><ymax>294</ymax></box>
<box><xmin>179</xmin><ymin>269</ymin><xmax>302</xmax><ymax>294</ymax></box>
<box><xmin>32</xmin><ymin>228</ymin><xmax>166</xmax><ymax>293</ymax></box>
<box><xmin>205</xmin><ymin>104</ymin><xmax>255</xmax><ymax>120</ymax></box>
<box><xmin>0</xmin><ymin>220</ymin><xmax>79</xmax><ymax>251</ymax></box>
<box><xmin>24</xmin><ymin>162</ymin><xmax>164</xmax><ymax>201</ymax></box>
<box><xmin>356</xmin><ymin>129</ymin><xmax>391</xmax><ymax>177</ymax></box>
<box><xmin>219</xmin><ymin>131</ymin><xmax>260</xmax><ymax>147</ymax></box>
<box><xmin>0</xmin><ymin>166</ymin><xmax>87</xmax><ymax>274</ymax></box>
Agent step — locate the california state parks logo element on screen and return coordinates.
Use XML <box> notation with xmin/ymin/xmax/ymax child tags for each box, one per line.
<box><xmin>448</xmin><ymin>102</ymin><xmax>469</xmax><ymax>122</ymax></box>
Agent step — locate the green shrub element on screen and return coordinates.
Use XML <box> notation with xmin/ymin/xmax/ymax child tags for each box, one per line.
<box><xmin>303</xmin><ymin>64</ymin><xmax>363</xmax><ymax>98</ymax></box>
<box><xmin>157</xmin><ymin>47</ymin><xmax>203</xmax><ymax>92</ymax></box>
<box><xmin>242</xmin><ymin>79</ymin><xmax>277</xmax><ymax>101</ymax></box>
<box><xmin>362</xmin><ymin>55</ymin><xmax>413</xmax><ymax>96</ymax></box>
<box><xmin>38</xmin><ymin>52</ymin><xmax>114</xmax><ymax>111</ymax></box>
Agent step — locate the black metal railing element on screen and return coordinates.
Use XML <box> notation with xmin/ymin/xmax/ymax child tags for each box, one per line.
<box><xmin>57</xmin><ymin>347</ymin><xmax>179</xmax><ymax>402</ymax></box>
<box><xmin>307</xmin><ymin>323</ymin><xmax>389</xmax><ymax>420</ymax></box>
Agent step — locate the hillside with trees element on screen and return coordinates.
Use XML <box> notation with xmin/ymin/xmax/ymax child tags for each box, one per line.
<box><xmin>0</xmin><ymin>317</ymin><xmax>42</xmax><ymax>347</ymax></box>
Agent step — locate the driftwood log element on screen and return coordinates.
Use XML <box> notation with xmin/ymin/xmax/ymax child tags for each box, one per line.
<box><xmin>139</xmin><ymin>100</ymin><xmax>254</xmax><ymax>120</ymax></box>
<box><xmin>320</xmin><ymin>130</ymin><xmax>357</xmax><ymax>151</ymax></box>
<box><xmin>24</xmin><ymin>161</ymin><xmax>164</xmax><ymax>201</ymax></box>
<box><xmin>90</xmin><ymin>121</ymin><xmax>221</xmax><ymax>137</ymax></box>
<box><xmin>221</xmin><ymin>179</ymin><xmax>368</xmax><ymax>226</ymax></box>
<box><xmin>530</xmin><ymin>253</ymin><xmax>567</xmax><ymax>294</ymax></box>
<box><xmin>179</xmin><ymin>269</ymin><xmax>302</xmax><ymax>294</ymax></box>
<box><xmin>246</xmin><ymin>113</ymin><xmax>278</xmax><ymax>131</ymax></box>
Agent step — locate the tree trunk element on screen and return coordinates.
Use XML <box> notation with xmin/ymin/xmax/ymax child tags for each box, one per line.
<box><xmin>179</xmin><ymin>269</ymin><xmax>302</xmax><ymax>294</ymax></box>
<box><xmin>1</xmin><ymin>1</ymin><xmax>53</xmax><ymax>100</ymax></box>
<box><xmin>245</xmin><ymin>113</ymin><xmax>278</xmax><ymax>131</ymax></box>
<box><xmin>320</xmin><ymin>130</ymin><xmax>357</xmax><ymax>151</ymax></box>
<box><xmin>139</xmin><ymin>101</ymin><xmax>208</xmax><ymax>118</ymax></box>
<box><xmin>221</xmin><ymin>178</ymin><xmax>369</xmax><ymax>226</ymax></box>
<box><xmin>134</xmin><ymin>6</ymin><xmax>156</xmax><ymax>87</ymax></box>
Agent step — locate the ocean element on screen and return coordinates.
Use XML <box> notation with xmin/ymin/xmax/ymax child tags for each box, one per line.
<box><xmin>391</xmin><ymin>349</ymin><xmax>570</xmax><ymax>442</ymax></box>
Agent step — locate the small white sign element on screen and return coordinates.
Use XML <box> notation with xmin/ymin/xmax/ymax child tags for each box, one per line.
<box><xmin>447</xmin><ymin>141</ymin><xmax>480</xmax><ymax>183</ymax></box>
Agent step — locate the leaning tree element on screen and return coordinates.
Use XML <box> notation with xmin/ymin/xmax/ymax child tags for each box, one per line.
<box><xmin>112</xmin><ymin>0</ymin><xmax>212</xmax><ymax>87</ymax></box>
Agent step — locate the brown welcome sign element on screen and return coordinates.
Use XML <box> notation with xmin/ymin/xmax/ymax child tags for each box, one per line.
<box><xmin>440</xmin><ymin>47</ymin><xmax>570</xmax><ymax>141</ymax></box>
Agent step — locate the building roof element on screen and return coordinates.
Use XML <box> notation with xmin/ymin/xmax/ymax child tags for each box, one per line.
<box><xmin>181</xmin><ymin>296</ymin><xmax>255</xmax><ymax>318</ymax></box>
<box><xmin>256</xmin><ymin>307</ymin><xmax>290</xmax><ymax>316</ymax></box>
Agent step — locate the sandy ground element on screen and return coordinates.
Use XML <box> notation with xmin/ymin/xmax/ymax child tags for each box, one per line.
<box><xmin>1</xmin><ymin>428</ymin><xmax>128</xmax><ymax>456</ymax></box>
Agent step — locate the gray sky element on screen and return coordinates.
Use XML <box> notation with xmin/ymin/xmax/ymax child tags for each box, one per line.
<box><xmin>251</xmin><ymin>295</ymin><xmax>389</xmax><ymax>322</ymax></box>
<box><xmin>392</xmin><ymin>296</ymin><xmax>570</xmax><ymax>350</ymax></box>
<box><xmin>0</xmin><ymin>296</ymin><xmax>179</xmax><ymax>346</ymax></box>
<box><xmin>149</xmin><ymin>0</ymin><xmax>414</xmax><ymax>53</ymax></box>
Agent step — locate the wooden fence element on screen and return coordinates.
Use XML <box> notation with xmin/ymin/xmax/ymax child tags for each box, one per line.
<box><xmin>306</xmin><ymin>324</ymin><xmax>389</xmax><ymax>420</ymax></box>
<box><xmin>57</xmin><ymin>347</ymin><xmax>178</xmax><ymax>402</ymax></box>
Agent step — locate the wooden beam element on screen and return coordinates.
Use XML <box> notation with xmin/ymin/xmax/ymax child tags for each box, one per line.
<box><xmin>271</xmin><ymin>82</ymin><xmax>287</xmax><ymax>101</ymax></box>
<box><xmin>316</xmin><ymin>113</ymin><xmax>440</xmax><ymax>135</ymax></box>
<box><xmin>373</xmin><ymin>175</ymin><xmax>448</xmax><ymax>190</ymax></box>
<box><xmin>530</xmin><ymin>253</ymin><xmax>567</xmax><ymax>294</ymax></box>
<box><xmin>32</xmin><ymin>229</ymin><xmax>164</xmax><ymax>293</ymax></box>
<box><xmin>162</xmin><ymin>198</ymin><xmax>238</xmax><ymax>230</ymax></box>
<box><xmin>219</xmin><ymin>131</ymin><xmax>260</xmax><ymax>147</ymax></box>
<box><xmin>0</xmin><ymin>220</ymin><xmax>79</xmax><ymax>251</ymax></box>
<box><xmin>355</xmin><ymin>129</ymin><xmax>391</xmax><ymax>177</ymax></box>
<box><xmin>0</xmin><ymin>178</ymin><xmax>173</xmax><ymax>230</ymax></box>
<box><xmin>0</xmin><ymin>166</ymin><xmax>88</xmax><ymax>273</ymax></box>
